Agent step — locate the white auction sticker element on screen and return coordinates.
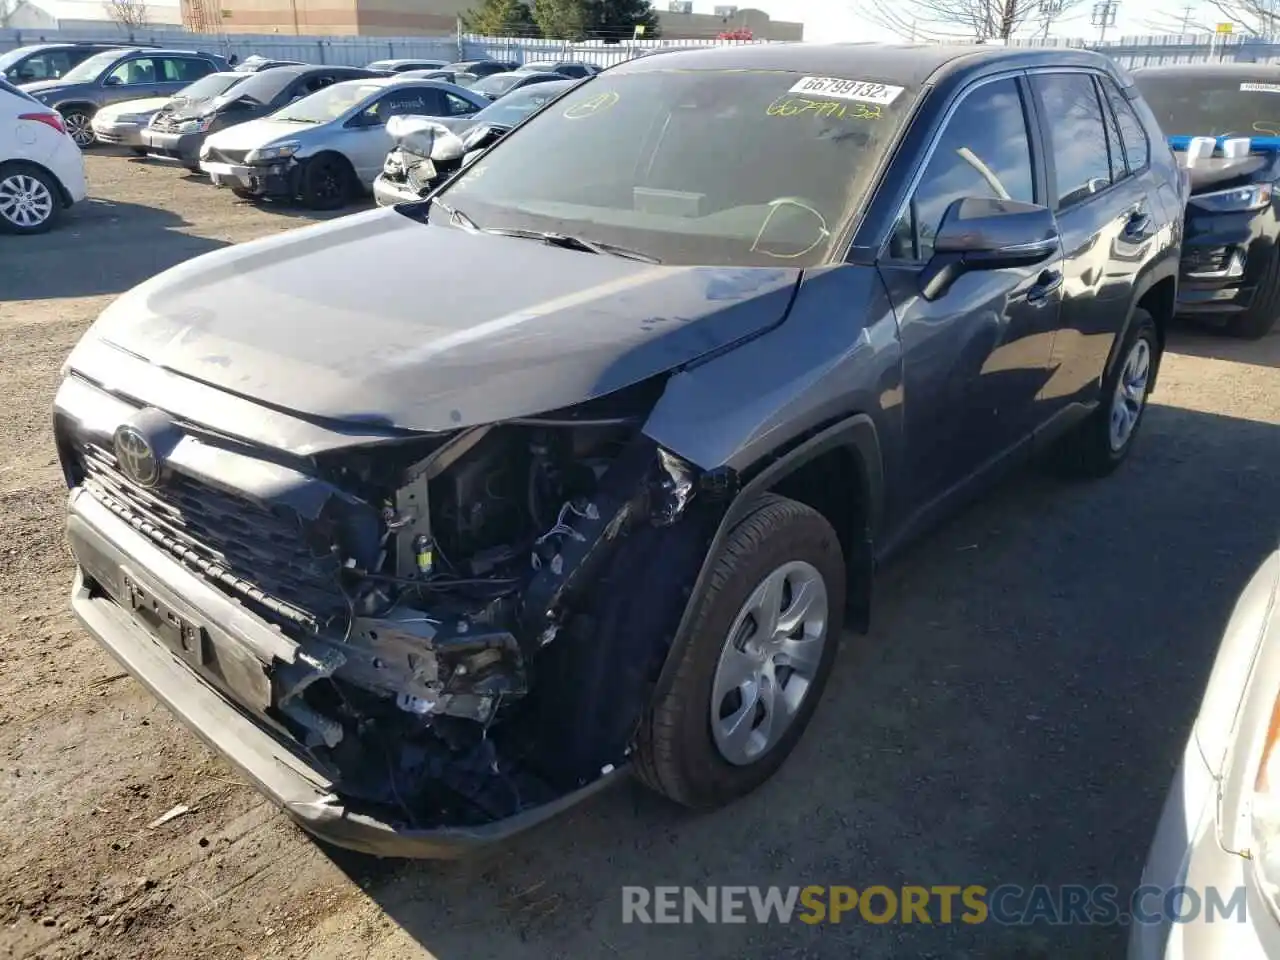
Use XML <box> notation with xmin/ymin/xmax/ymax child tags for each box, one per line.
<box><xmin>787</xmin><ymin>76</ymin><xmax>905</xmax><ymax>105</ymax></box>
<box><xmin>1241</xmin><ymin>81</ymin><xmax>1280</xmax><ymax>93</ymax></box>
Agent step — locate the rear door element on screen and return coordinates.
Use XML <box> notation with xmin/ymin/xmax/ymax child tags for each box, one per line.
<box><xmin>878</xmin><ymin>74</ymin><xmax>1063</xmax><ymax>511</ymax></box>
<box><xmin>102</xmin><ymin>56</ymin><xmax>163</xmax><ymax>103</ymax></box>
<box><xmin>1027</xmin><ymin>70</ymin><xmax>1154</xmax><ymax>412</ymax></box>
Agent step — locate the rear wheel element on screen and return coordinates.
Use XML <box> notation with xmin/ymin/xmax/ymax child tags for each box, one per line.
<box><xmin>0</xmin><ymin>164</ymin><xmax>61</xmax><ymax>235</ymax></box>
<box><xmin>1051</xmin><ymin>308</ymin><xmax>1159</xmax><ymax>477</ymax></box>
<box><xmin>59</xmin><ymin>108</ymin><xmax>95</xmax><ymax>148</ymax></box>
<box><xmin>635</xmin><ymin>494</ymin><xmax>845</xmax><ymax>809</ymax></box>
<box><xmin>298</xmin><ymin>154</ymin><xmax>352</xmax><ymax>210</ymax></box>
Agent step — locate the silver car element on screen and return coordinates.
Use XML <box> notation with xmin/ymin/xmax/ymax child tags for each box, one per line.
<box><xmin>1130</xmin><ymin>548</ymin><xmax>1280</xmax><ymax>959</ymax></box>
<box><xmin>197</xmin><ymin>76</ymin><xmax>487</xmax><ymax>209</ymax></box>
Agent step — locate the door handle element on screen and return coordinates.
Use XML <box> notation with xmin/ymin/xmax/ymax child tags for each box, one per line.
<box><xmin>1124</xmin><ymin>210</ymin><xmax>1153</xmax><ymax>240</ymax></box>
<box><xmin>1027</xmin><ymin>269</ymin><xmax>1062</xmax><ymax>302</ymax></box>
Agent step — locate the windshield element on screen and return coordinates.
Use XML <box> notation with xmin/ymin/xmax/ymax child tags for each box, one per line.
<box><xmin>226</xmin><ymin>69</ymin><xmax>303</xmax><ymax>106</ymax></box>
<box><xmin>474</xmin><ymin>73</ymin><xmax>522</xmax><ymax>96</ymax></box>
<box><xmin>271</xmin><ymin>81</ymin><xmax>381</xmax><ymax>123</ymax></box>
<box><xmin>439</xmin><ymin>68</ymin><xmax>914</xmax><ymax>267</ymax></box>
<box><xmin>472</xmin><ymin>83</ymin><xmax>570</xmax><ymax>127</ymax></box>
<box><xmin>520</xmin><ymin>61</ymin><xmax>559</xmax><ymax>72</ymax></box>
<box><xmin>0</xmin><ymin>48</ymin><xmax>33</xmax><ymax>71</ymax></box>
<box><xmin>59</xmin><ymin>49</ymin><xmax>123</xmax><ymax>84</ymax></box>
<box><xmin>175</xmin><ymin>71</ymin><xmax>244</xmax><ymax>101</ymax></box>
<box><xmin>1134</xmin><ymin>73</ymin><xmax>1280</xmax><ymax>139</ymax></box>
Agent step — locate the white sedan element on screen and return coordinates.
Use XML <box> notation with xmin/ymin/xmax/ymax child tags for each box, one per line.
<box><xmin>0</xmin><ymin>77</ymin><xmax>86</xmax><ymax>233</ymax></box>
<box><xmin>1131</xmin><ymin>548</ymin><xmax>1280</xmax><ymax>958</ymax></box>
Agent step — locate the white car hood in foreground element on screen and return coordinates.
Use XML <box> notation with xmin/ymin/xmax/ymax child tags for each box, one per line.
<box><xmin>203</xmin><ymin>117</ymin><xmax>319</xmax><ymax>152</ymax></box>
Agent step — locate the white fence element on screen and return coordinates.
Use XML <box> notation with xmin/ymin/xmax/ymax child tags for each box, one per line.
<box><xmin>0</xmin><ymin>26</ymin><xmax>763</xmax><ymax>68</ymax></box>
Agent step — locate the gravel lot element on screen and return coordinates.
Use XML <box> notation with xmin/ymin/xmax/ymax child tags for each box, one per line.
<box><xmin>1</xmin><ymin>152</ymin><xmax>1279</xmax><ymax>960</ymax></box>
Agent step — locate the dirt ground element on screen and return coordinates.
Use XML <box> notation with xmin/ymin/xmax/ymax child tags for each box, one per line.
<box><xmin>0</xmin><ymin>152</ymin><xmax>1278</xmax><ymax>960</ymax></box>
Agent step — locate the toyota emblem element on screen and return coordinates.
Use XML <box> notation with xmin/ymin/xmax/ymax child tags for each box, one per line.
<box><xmin>113</xmin><ymin>423</ymin><xmax>161</xmax><ymax>488</ymax></box>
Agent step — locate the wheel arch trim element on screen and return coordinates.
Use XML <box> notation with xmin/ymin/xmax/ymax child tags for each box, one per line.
<box><xmin>650</xmin><ymin>413</ymin><xmax>884</xmax><ymax>705</ymax></box>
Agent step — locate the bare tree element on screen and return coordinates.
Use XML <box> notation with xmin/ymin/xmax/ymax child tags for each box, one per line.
<box><xmin>0</xmin><ymin>0</ymin><xmax>16</xmax><ymax>27</ymax></box>
<box><xmin>1195</xmin><ymin>0</ymin><xmax>1278</xmax><ymax>35</ymax></box>
<box><xmin>104</xmin><ymin>0</ymin><xmax>150</xmax><ymax>29</ymax></box>
<box><xmin>864</xmin><ymin>0</ymin><xmax>1085</xmax><ymax>42</ymax></box>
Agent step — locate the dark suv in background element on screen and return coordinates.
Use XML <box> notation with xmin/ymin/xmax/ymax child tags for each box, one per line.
<box><xmin>1132</xmin><ymin>63</ymin><xmax>1280</xmax><ymax>338</ymax></box>
<box><xmin>0</xmin><ymin>41</ymin><xmax>138</xmax><ymax>86</ymax></box>
<box><xmin>55</xmin><ymin>43</ymin><xmax>1181</xmax><ymax>858</ymax></box>
<box><xmin>21</xmin><ymin>47</ymin><xmax>229</xmax><ymax>146</ymax></box>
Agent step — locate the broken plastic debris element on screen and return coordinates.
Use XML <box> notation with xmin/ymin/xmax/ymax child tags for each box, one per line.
<box><xmin>396</xmin><ymin>692</ymin><xmax>436</xmax><ymax>715</ymax></box>
<box><xmin>147</xmin><ymin>804</ymin><xmax>191</xmax><ymax>829</ymax></box>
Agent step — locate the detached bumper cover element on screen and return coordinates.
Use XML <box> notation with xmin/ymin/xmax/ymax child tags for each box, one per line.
<box><xmin>67</xmin><ymin>489</ymin><xmax>622</xmax><ymax>859</ymax></box>
<box><xmin>143</xmin><ymin>129</ymin><xmax>205</xmax><ymax>166</ymax></box>
<box><xmin>373</xmin><ymin>174</ymin><xmax>422</xmax><ymax>207</ymax></box>
<box><xmin>200</xmin><ymin>159</ymin><xmax>294</xmax><ymax>197</ymax></box>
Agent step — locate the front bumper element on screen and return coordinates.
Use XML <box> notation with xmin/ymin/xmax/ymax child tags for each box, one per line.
<box><xmin>142</xmin><ymin>128</ymin><xmax>206</xmax><ymax>167</ymax></box>
<box><xmin>373</xmin><ymin>173</ymin><xmax>423</xmax><ymax>207</ymax></box>
<box><xmin>66</xmin><ymin>488</ymin><xmax>623</xmax><ymax>858</ymax></box>
<box><xmin>91</xmin><ymin>119</ymin><xmax>146</xmax><ymax>148</ymax></box>
<box><xmin>200</xmin><ymin>159</ymin><xmax>294</xmax><ymax>198</ymax></box>
<box><xmin>1177</xmin><ymin>206</ymin><xmax>1278</xmax><ymax>318</ymax></box>
<box><xmin>1127</xmin><ymin>737</ymin><xmax>1276</xmax><ymax>959</ymax></box>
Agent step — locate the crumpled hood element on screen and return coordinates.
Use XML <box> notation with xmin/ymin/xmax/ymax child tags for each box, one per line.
<box><xmin>69</xmin><ymin>207</ymin><xmax>802</xmax><ymax>433</ymax></box>
<box><xmin>203</xmin><ymin>117</ymin><xmax>313</xmax><ymax>151</ymax></box>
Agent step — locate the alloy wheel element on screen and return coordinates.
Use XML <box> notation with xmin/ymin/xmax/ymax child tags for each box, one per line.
<box><xmin>710</xmin><ymin>560</ymin><xmax>830</xmax><ymax>766</ymax></box>
<box><xmin>63</xmin><ymin>112</ymin><xmax>94</xmax><ymax>147</ymax></box>
<box><xmin>0</xmin><ymin>173</ymin><xmax>54</xmax><ymax>230</ymax></box>
<box><xmin>1108</xmin><ymin>337</ymin><xmax>1151</xmax><ymax>451</ymax></box>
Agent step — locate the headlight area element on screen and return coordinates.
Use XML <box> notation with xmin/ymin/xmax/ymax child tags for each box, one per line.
<box><xmin>1189</xmin><ymin>183</ymin><xmax>1276</xmax><ymax>214</ymax></box>
<box><xmin>263</xmin><ymin>402</ymin><xmax>736</xmax><ymax>829</ymax></box>
<box><xmin>1244</xmin><ymin>691</ymin><xmax>1280</xmax><ymax>921</ymax></box>
<box><xmin>175</xmin><ymin>116</ymin><xmax>213</xmax><ymax>134</ymax></box>
<box><xmin>246</xmin><ymin>140</ymin><xmax>301</xmax><ymax>165</ymax></box>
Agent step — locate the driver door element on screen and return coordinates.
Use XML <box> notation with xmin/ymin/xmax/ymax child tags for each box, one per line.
<box><xmin>877</xmin><ymin>75</ymin><xmax>1064</xmax><ymax>513</ymax></box>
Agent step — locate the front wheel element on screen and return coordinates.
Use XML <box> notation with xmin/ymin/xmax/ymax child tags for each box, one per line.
<box><xmin>635</xmin><ymin>494</ymin><xmax>845</xmax><ymax>809</ymax></box>
<box><xmin>298</xmin><ymin>154</ymin><xmax>351</xmax><ymax>210</ymax></box>
<box><xmin>60</xmin><ymin>108</ymin><xmax>95</xmax><ymax>148</ymax></box>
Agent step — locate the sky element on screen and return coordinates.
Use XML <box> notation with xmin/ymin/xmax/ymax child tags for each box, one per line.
<box><xmin>714</xmin><ymin>0</ymin><xmax>1198</xmax><ymax>43</ymax></box>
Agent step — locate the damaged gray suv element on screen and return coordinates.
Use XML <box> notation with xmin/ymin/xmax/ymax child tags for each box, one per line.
<box><xmin>55</xmin><ymin>43</ymin><xmax>1181</xmax><ymax>857</ymax></box>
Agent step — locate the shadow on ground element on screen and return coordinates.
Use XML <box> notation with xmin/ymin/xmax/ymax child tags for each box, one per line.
<box><xmin>1167</xmin><ymin>321</ymin><xmax>1280</xmax><ymax>370</ymax></box>
<box><xmin>0</xmin><ymin>197</ymin><xmax>223</xmax><ymax>301</ymax></box>
<box><xmin>299</xmin><ymin>403</ymin><xmax>1280</xmax><ymax>960</ymax></box>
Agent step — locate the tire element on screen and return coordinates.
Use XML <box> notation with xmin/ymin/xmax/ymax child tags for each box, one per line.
<box><xmin>230</xmin><ymin>187</ymin><xmax>255</xmax><ymax>200</ymax></box>
<box><xmin>0</xmin><ymin>163</ymin><xmax>62</xmax><ymax>235</ymax></box>
<box><xmin>59</xmin><ymin>107</ymin><xmax>95</xmax><ymax>148</ymax></box>
<box><xmin>1051</xmin><ymin>308</ymin><xmax>1159</xmax><ymax>478</ymax></box>
<box><xmin>1224</xmin><ymin>248</ymin><xmax>1280</xmax><ymax>340</ymax></box>
<box><xmin>129</xmin><ymin>146</ymin><xmax>149</xmax><ymax>156</ymax></box>
<box><xmin>298</xmin><ymin>154</ymin><xmax>352</xmax><ymax>210</ymax></box>
<box><xmin>635</xmin><ymin>494</ymin><xmax>846</xmax><ymax>809</ymax></box>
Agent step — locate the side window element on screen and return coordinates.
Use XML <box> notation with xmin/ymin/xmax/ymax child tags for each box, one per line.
<box><xmin>17</xmin><ymin>51</ymin><xmax>73</xmax><ymax>80</ymax></box>
<box><xmin>1101</xmin><ymin>77</ymin><xmax>1150</xmax><ymax>173</ymax></box>
<box><xmin>161</xmin><ymin>57</ymin><xmax>214</xmax><ymax>82</ymax></box>
<box><xmin>1097</xmin><ymin>77</ymin><xmax>1126</xmax><ymax>184</ymax></box>
<box><xmin>364</xmin><ymin>90</ymin><xmax>443</xmax><ymax>124</ymax></box>
<box><xmin>891</xmin><ymin>77</ymin><xmax>1035</xmax><ymax>261</ymax></box>
<box><xmin>445</xmin><ymin>92</ymin><xmax>477</xmax><ymax>116</ymax></box>
<box><xmin>304</xmin><ymin>74</ymin><xmax>335</xmax><ymax>94</ymax></box>
<box><xmin>107</xmin><ymin>58</ymin><xmax>157</xmax><ymax>86</ymax></box>
<box><xmin>1032</xmin><ymin>72</ymin><xmax>1112</xmax><ymax>210</ymax></box>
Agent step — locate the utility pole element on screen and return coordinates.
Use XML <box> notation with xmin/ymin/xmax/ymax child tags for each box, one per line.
<box><xmin>1042</xmin><ymin>0</ymin><xmax>1064</xmax><ymax>39</ymax></box>
<box><xmin>1091</xmin><ymin>0</ymin><xmax>1119</xmax><ymax>41</ymax></box>
<box><xmin>1180</xmin><ymin>4</ymin><xmax>1193</xmax><ymax>32</ymax></box>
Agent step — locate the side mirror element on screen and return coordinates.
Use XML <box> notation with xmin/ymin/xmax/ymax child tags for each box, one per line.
<box><xmin>920</xmin><ymin>197</ymin><xmax>1059</xmax><ymax>301</ymax></box>
<box><xmin>103</xmin><ymin>75</ymin><xmax>122</xmax><ymax>86</ymax></box>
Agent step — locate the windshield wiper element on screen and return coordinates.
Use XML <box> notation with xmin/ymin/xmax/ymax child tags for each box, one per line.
<box><xmin>428</xmin><ymin>196</ymin><xmax>480</xmax><ymax>233</ymax></box>
<box><xmin>274</xmin><ymin>117</ymin><xmax>319</xmax><ymax>124</ymax></box>
<box><xmin>482</xmin><ymin>228</ymin><xmax>660</xmax><ymax>263</ymax></box>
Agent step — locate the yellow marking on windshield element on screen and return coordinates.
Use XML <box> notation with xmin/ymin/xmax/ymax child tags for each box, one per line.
<box><xmin>764</xmin><ymin>95</ymin><xmax>882</xmax><ymax>120</ymax></box>
<box><xmin>1254</xmin><ymin>120</ymin><xmax>1280</xmax><ymax>137</ymax></box>
<box><xmin>564</xmin><ymin>90</ymin><xmax>620</xmax><ymax>119</ymax></box>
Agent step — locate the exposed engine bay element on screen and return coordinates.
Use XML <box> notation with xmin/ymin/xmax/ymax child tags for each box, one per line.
<box><xmin>246</xmin><ymin>408</ymin><xmax>723</xmax><ymax>829</ymax></box>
